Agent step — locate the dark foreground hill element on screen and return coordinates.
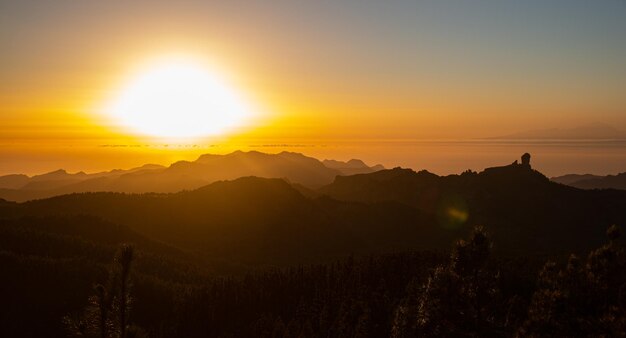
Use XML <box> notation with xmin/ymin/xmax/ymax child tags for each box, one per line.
<box><xmin>0</xmin><ymin>178</ymin><xmax>451</xmax><ymax>267</ymax></box>
<box><xmin>0</xmin><ymin>213</ymin><xmax>210</xmax><ymax>337</ymax></box>
<box><xmin>1</xmin><ymin>219</ymin><xmax>623</xmax><ymax>337</ymax></box>
<box><xmin>319</xmin><ymin>157</ymin><xmax>626</xmax><ymax>254</ymax></box>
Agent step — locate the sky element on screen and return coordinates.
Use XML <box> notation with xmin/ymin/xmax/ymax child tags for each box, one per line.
<box><xmin>1</xmin><ymin>0</ymin><xmax>625</xmax><ymax>175</ymax></box>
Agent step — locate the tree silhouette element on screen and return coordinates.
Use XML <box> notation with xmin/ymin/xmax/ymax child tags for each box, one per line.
<box><xmin>94</xmin><ymin>284</ymin><xmax>111</xmax><ymax>338</ymax></box>
<box><xmin>64</xmin><ymin>244</ymin><xmax>144</xmax><ymax>338</ymax></box>
<box><xmin>519</xmin><ymin>225</ymin><xmax>626</xmax><ymax>336</ymax></box>
<box><xmin>392</xmin><ymin>226</ymin><xmax>503</xmax><ymax>337</ymax></box>
<box><xmin>113</xmin><ymin>244</ymin><xmax>134</xmax><ymax>338</ymax></box>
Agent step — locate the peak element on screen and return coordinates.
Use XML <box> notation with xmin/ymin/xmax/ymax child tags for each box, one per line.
<box><xmin>196</xmin><ymin>151</ymin><xmax>314</xmax><ymax>164</ymax></box>
<box><xmin>278</xmin><ymin>151</ymin><xmax>305</xmax><ymax>157</ymax></box>
<box><xmin>195</xmin><ymin>151</ymin><xmax>258</xmax><ymax>162</ymax></box>
<box><xmin>170</xmin><ymin>160</ymin><xmax>192</xmax><ymax>167</ymax></box>
<box><xmin>230</xmin><ymin>150</ymin><xmax>265</xmax><ymax>157</ymax></box>
<box><xmin>481</xmin><ymin>154</ymin><xmax>549</xmax><ymax>185</ymax></box>
<box><xmin>195</xmin><ymin>153</ymin><xmax>220</xmax><ymax>163</ymax></box>
<box><xmin>416</xmin><ymin>169</ymin><xmax>435</xmax><ymax>175</ymax></box>
<box><xmin>139</xmin><ymin>163</ymin><xmax>164</xmax><ymax>169</ymax></box>
<box><xmin>484</xmin><ymin>153</ymin><xmax>533</xmax><ymax>173</ymax></box>
<box><xmin>29</xmin><ymin>169</ymin><xmax>73</xmax><ymax>182</ymax></box>
<box><xmin>347</xmin><ymin>159</ymin><xmax>366</xmax><ymax>165</ymax></box>
<box><xmin>372</xmin><ymin>167</ymin><xmax>416</xmax><ymax>178</ymax></box>
<box><xmin>322</xmin><ymin>158</ymin><xmax>370</xmax><ymax>169</ymax></box>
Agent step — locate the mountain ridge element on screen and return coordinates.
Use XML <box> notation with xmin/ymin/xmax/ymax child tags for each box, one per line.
<box><xmin>0</xmin><ymin>151</ymin><xmax>383</xmax><ymax>202</ymax></box>
<box><xmin>552</xmin><ymin>172</ymin><xmax>626</xmax><ymax>190</ymax></box>
<box><xmin>3</xmin><ymin>153</ymin><xmax>624</xmax><ymax>260</ymax></box>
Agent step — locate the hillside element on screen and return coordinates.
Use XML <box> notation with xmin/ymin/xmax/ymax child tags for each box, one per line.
<box><xmin>0</xmin><ymin>151</ymin><xmax>383</xmax><ymax>202</ymax></box>
<box><xmin>0</xmin><ymin>213</ymin><xmax>210</xmax><ymax>337</ymax></box>
<box><xmin>552</xmin><ymin>172</ymin><xmax>626</xmax><ymax>190</ymax></box>
<box><xmin>319</xmin><ymin>154</ymin><xmax>626</xmax><ymax>254</ymax></box>
<box><xmin>0</xmin><ymin>177</ymin><xmax>449</xmax><ymax>266</ymax></box>
<box><xmin>2</xmin><ymin>154</ymin><xmax>624</xmax><ymax>261</ymax></box>
<box><xmin>322</xmin><ymin>158</ymin><xmax>385</xmax><ymax>176</ymax></box>
<box><xmin>551</xmin><ymin>173</ymin><xmax>603</xmax><ymax>185</ymax></box>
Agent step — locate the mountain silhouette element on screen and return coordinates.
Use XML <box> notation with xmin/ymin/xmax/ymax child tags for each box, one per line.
<box><xmin>551</xmin><ymin>173</ymin><xmax>603</xmax><ymax>185</ymax></box>
<box><xmin>322</xmin><ymin>158</ymin><xmax>385</xmax><ymax>175</ymax></box>
<box><xmin>0</xmin><ymin>176</ymin><xmax>446</xmax><ymax>266</ymax></box>
<box><xmin>319</xmin><ymin>154</ymin><xmax>626</xmax><ymax>253</ymax></box>
<box><xmin>0</xmin><ymin>151</ymin><xmax>382</xmax><ymax>202</ymax></box>
<box><xmin>0</xmin><ymin>174</ymin><xmax>29</xmax><ymax>189</ymax></box>
<box><xmin>2</xmin><ymin>153</ymin><xmax>624</xmax><ymax>261</ymax></box>
<box><xmin>552</xmin><ymin>172</ymin><xmax>626</xmax><ymax>190</ymax></box>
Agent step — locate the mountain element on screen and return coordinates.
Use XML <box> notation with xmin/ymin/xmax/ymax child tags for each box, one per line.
<box><xmin>0</xmin><ymin>164</ymin><xmax>165</xmax><ymax>190</ymax></box>
<box><xmin>2</xmin><ymin>153</ymin><xmax>625</xmax><ymax>261</ymax></box>
<box><xmin>0</xmin><ymin>177</ymin><xmax>449</xmax><ymax>266</ymax></box>
<box><xmin>0</xmin><ymin>164</ymin><xmax>166</xmax><ymax>201</ymax></box>
<box><xmin>0</xmin><ymin>174</ymin><xmax>29</xmax><ymax>189</ymax></box>
<box><xmin>0</xmin><ymin>151</ymin><xmax>382</xmax><ymax>202</ymax></box>
<box><xmin>319</xmin><ymin>154</ymin><xmax>626</xmax><ymax>254</ymax></box>
<box><xmin>322</xmin><ymin>159</ymin><xmax>385</xmax><ymax>175</ymax></box>
<box><xmin>491</xmin><ymin>123</ymin><xmax>626</xmax><ymax>140</ymax></box>
<box><xmin>551</xmin><ymin>173</ymin><xmax>603</xmax><ymax>185</ymax></box>
<box><xmin>552</xmin><ymin>172</ymin><xmax>626</xmax><ymax>190</ymax></box>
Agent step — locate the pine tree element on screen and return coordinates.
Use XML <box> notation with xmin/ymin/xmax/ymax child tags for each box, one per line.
<box><xmin>519</xmin><ymin>225</ymin><xmax>626</xmax><ymax>337</ymax></box>
<box><xmin>64</xmin><ymin>244</ymin><xmax>144</xmax><ymax>338</ymax></box>
<box><xmin>113</xmin><ymin>244</ymin><xmax>134</xmax><ymax>338</ymax></box>
<box><xmin>392</xmin><ymin>226</ymin><xmax>503</xmax><ymax>337</ymax></box>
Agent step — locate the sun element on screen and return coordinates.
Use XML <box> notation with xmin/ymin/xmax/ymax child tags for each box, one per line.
<box><xmin>105</xmin><ymin>58</ymin><xmax>253</xmax><ymax>139</ymax></box>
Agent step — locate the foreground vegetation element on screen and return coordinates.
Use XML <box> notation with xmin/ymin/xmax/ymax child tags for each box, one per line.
<box><xmin>2</xmin><ymin>166</ymin><xmax>625</xmax><ymax>337</ymax></box>
<box><xmin>3</xmin><ymin>216</ymin><xmax>623</xmax><ymax>337</ymax></box>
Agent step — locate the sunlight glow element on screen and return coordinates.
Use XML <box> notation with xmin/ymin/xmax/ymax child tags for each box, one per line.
<box><xmin>106</xmin><ymin>58</ymin><xmax>253</xmax><ymax>138</ymax></box>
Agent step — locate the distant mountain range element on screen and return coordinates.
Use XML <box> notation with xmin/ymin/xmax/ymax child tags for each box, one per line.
<box><xmin>0</xmin><ymin>151</ymin><xmax>384</xmax><ymax>202</ymax></box>
<box><xmin>2</xmin><ymin>153</ymin><xmax>624</xmax><ymax>259</ymax></box>
<box><xmin>491</xmin><ymin>123</ymin><xmax>626</xmax><ymax>140</ymax></box>
<box><xmin>552</xmin><ymin>172</ymin><xmax>626</xmax><ymax>190</ymax></box>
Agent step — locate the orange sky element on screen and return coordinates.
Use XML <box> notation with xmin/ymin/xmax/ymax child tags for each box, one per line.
<box><xmin>1</xmin><ymin>1</ymin><xmax>625</xmax><ymax>176</ymax></box>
